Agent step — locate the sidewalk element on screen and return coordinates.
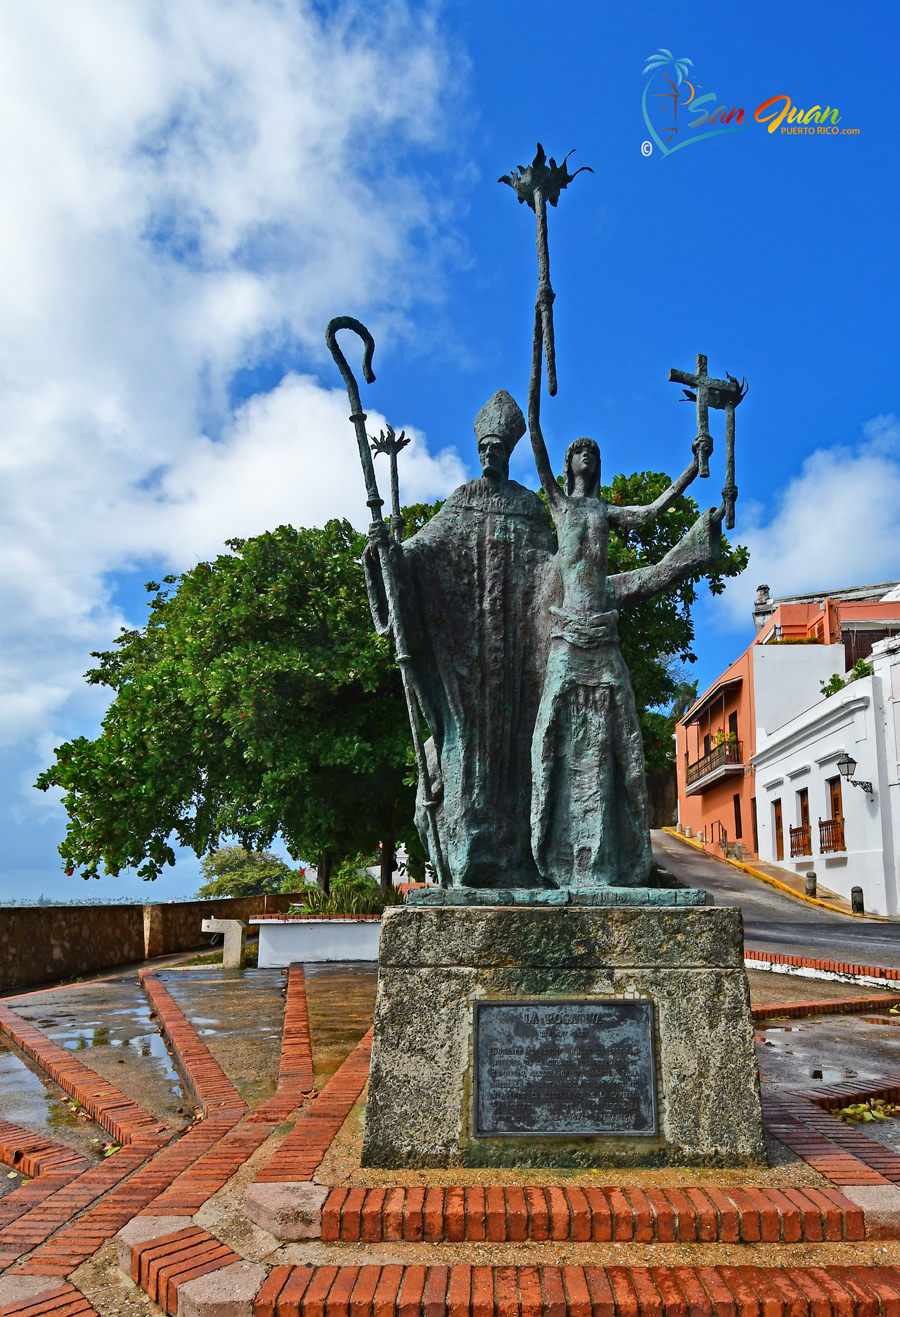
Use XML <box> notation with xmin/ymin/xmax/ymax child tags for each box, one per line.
<box><xmin>662</xmin><ymin>826</ymin><xmax>868</xmax><ymax>919</ymax></box>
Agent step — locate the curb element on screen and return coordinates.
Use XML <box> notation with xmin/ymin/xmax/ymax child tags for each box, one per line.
<box><xmin>661</xmin><ymin>828</ymin><xmax>888</xmax><ymax>920</ymax></box>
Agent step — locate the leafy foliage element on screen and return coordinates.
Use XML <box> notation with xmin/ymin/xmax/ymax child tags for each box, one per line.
<box><xmin>195</xmin><ymin>845</ymin><xmax>300</xmax><ymax>898</ymax></box>
<box><xmin>820</xmin><ymin>657</ymin><xmax>873</xmax><ymax>699</ymax></box>
<box><xmin>37</xmin><ymin>520</ymin><xmax>417</xmax><ymax>881</ymax></box>
<box><xmin>287</xmin><ymin>882</ymin><xmax>406</xmax><ymax>917</ymax></box>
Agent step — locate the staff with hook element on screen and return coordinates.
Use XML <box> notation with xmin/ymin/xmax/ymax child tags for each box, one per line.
<box><xmin>325</xmin><ymin>316</ymin><xmax>451</xmax><ymax>889</ymax></box>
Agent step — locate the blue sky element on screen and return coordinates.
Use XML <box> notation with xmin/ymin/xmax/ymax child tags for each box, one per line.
<box><xmin>0</xmin><ymin>0</ymin><xmax>897</xmax><ymax>901</ymax></box>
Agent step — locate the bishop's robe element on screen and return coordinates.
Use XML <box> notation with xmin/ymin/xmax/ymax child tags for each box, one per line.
<box><xmin>363</xmin><ymin>476</ymin><xmax>556</xmax><ymax>889</ymax></box>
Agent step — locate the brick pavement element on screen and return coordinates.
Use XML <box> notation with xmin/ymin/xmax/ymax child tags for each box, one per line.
<box><xmin>0</xmin><ymin>1006</ymin><xmax>169</xmax><ymax>1148</ymax></box>
<box><xmin>253</xmin><ymin>1028</ymin><xmax>373</xmax><ymax>1183</ymax></box>
<box><xmin>10</xmin><ymin>960</ymin><xmax>900</xmax><ymax>1314</ymax></box>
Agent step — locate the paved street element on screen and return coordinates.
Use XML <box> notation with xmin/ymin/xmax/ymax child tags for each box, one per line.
<box><xmin>653</xmin><ymin>828</ymin><xmax>900</xmax><ymax>969</ymax></box>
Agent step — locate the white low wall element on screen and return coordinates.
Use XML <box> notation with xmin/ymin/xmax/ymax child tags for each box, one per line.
<box><xmin>251</xmin><ymin>917</ymin><xmax>381</xmax><ymax>965</ymax></box>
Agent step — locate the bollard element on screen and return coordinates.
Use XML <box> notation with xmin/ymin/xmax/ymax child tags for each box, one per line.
<box><xmin>851</xmin><ymin>886</ymin><xmax>864</xmax><ymax>915</ymax></box>
<box><xmin>805</xmin><ymin>871</ymin><xmax>817</xmax><ymax>898</ymax></box>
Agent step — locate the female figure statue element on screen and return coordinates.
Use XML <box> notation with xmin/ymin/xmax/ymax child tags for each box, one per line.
<box><xmin>528</xmin><ymin>361</ymin><xmax>723</xmax><ymax>888</ymax></box>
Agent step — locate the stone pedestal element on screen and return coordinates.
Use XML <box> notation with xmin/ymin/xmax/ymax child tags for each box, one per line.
<box><xmin>361</xmin><ymin>905</ymin><xmax>765</xmax><ymax>1169</ymax></box>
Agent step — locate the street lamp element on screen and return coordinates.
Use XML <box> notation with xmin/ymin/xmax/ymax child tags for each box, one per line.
<box><xmin>837</xmin><ymin>753</ymin><xmax>873</xmax><ymax>795</ymax></box>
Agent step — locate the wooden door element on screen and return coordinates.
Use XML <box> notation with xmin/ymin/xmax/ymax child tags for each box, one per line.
<box><xmin>828</xmin><ymin>776</ymin><xmax>843</xmax><ymax>820</ymax></box>
<box><xmin>798</xmin><ymin>788</ymin><xmax>810</xmax><ymax>829</ymax></box>
<box><xmin>773</xmin><ymin>798</ymin><xmax>784</xmax><ymax>861</ymax></box>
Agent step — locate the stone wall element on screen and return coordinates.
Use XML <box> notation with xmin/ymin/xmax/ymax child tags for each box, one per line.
<box><xmin>0</xmin><ymin>892</ymin><xmax>297</xmax><ymax>991</ymax></box>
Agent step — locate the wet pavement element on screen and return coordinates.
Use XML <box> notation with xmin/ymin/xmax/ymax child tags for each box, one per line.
<box><xmin>155</xmin><ymin>967</ymin><xmax>287</xmax><ymax>1108</ymax></box>
<box><xmin>5</xmin><ymin>976</ymin><xmax>189</xmax><ymax>1131</ymax></box>
<box><xmin>303</xmin><ymin>963</ymin><xmax>378</xmax><ymax>1087</ymax></box>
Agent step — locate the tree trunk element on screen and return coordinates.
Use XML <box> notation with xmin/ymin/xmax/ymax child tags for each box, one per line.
<box><xmin>318</xmin><ymin>850</ymin><xmax>332</xmax><ymax>896</ymax></box>
<box><xmin>379</xmin><ymin>821</ymin><xmax>397</xmax><ymax>896</ymax></box>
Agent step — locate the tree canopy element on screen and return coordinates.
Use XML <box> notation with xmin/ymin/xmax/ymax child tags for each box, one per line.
<box><xmin>194</xmin><ymin>845</ymin><xmax>301</xmax><ymax>898</ymax></box>
<box><xmin>37</xmin><ymin>519</ymin><xmax>415</xmax><ymax>882</ymax></box>
<box><xmin>37</xmin><ymin>476</ymin><xmax>746</xmax><ymax>881</ymax></box>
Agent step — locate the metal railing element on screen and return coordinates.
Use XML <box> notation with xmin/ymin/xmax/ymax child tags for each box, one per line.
<box><xmin>789</xmin><ymin>823</ymin><xmax>812</xmax><ymax>857</ymax></box>
<box><xmin>818</xmin><ymin>816</ymin><xmax>845</xmax><ymax>854</ymax></box>
<box><xmin>685</xmin><ymin>739</ymin><xmax>743</xmax><ymax>788</ymax></box>
<box><xmin>710</xmin><ymin>820</ymin><xmax>728</xmax><ymax>855</ymax></box>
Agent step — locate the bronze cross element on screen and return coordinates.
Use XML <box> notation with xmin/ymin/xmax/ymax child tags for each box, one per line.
<box><xmin>669</xmin><ymin>354</ymin><xmax>747</xmax><ymax>529</ymax></box>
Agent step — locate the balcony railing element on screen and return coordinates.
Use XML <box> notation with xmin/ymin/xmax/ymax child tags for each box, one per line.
<box><xmin>685</xmin><ymin>739</ymin><xmax>743</xmax><ymax>788</ymax></box>
<box><xmin>789</xmin><ymin>823</ymin><xmax>812</xmax><ymax>857</ymax></box>
<box><xmin>819</xmin><ymin>816</ymin><xmax>845</xmax><ymax>854</ymax></box>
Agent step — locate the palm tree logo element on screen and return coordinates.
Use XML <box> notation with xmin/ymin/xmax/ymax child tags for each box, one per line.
<box><xmin>643</xmin><ymin>50</ymin><xmax>693</xmax><ymax>150</ymax></box>
<box><xmin>642</xmin><ymin>48</ymin><xmax>748</xmax><ymax>157</ymax></box>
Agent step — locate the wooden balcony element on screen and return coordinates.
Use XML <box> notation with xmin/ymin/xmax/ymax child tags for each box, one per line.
<box><xmin>685</xmin><ymin>740</ymin><xmax>744</xmax><ymax>794</ymax></box>
<box><xmin>789</xmin><ymin>824</ymin><xmax>812</xmax><ymax>857</ymax></box>
<box><xmin>818</xmin><ymin>816</ymin><xmax>845</xmax><ymax>854</ymax></box>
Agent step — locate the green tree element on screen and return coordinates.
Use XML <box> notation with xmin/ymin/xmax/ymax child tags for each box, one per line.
<box><xmin>195</xmin><ymin>845</ymin><xmax>300</xmax><ymax>898</ymax></box>
<box><xmin>37</xmin><ymin>519</ymin><xmax>417</xmax><ymax>888</ymax></box>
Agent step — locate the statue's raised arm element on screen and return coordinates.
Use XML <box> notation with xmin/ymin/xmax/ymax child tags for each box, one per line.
<box><xmin>607</xmin><ymin>455</ymin><xmax>699</xmax><ymax>528</ymax></box>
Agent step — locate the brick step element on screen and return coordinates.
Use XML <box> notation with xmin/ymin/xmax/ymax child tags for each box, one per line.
<box><xmin>0</xmin><ymin>1006</ymin><xmax>170</xmax><ymax>1148</ymax></box>
<box><xmin>253</xmin><ymin>1261</ymin><xmax>900</xmax><ymax>1316</ymax></box>
<box><xmin>121</xmin><ymin>1229</ymin><xmax>900</xmax><ymax>1317</ymax></box>
<box><xmin>139</xmin><ymin>973</ymin><xmax>246</xmax><ymax>1119</ymax></box>
<box><xmin>322</xmin><ymin>1183</ymin><xmax>863</xmax><ymax>1244</ymax></box>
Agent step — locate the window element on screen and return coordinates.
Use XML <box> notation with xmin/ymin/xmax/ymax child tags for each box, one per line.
<box><xmin>733</xmin><ymin>793</ymin><xmax>743</xmax><ymax>839</ymax></box>
<box><xmin>797</xmin><ymin>788</ymin><xmax>809</xmax><ymax>828</ymax></box>
<box><xmin>703</xmin><ymin>732</ymin><xmax>711</xmax><ymax>756</ymax></box>
<box><xmin>728</xmin><ymin>711</ymin><xmax>738</xmax><ymax>740</ymax></box>
<box><xmin>827</xmin><ymin>776</ymin><xmax>843</xmax><ymax>820</ymax></box>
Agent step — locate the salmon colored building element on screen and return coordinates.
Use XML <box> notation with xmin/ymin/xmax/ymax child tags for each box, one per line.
<box><xmin>675</xmin><ymin>581</ymin><xmax>900</xmax><ymax>864</ymax></box>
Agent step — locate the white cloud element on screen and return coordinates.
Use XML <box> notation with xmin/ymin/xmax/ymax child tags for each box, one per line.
<box><xmin>0</xmin><ymin>1</ymin><xmax>472</xmax><ymax>892</ymax></box>
<box><xmin>721</xmin><ymin>414</ymin><xmax>900</xmax><ymax>624</ymax></box>
<box><xmin>0</xmin><ymin>0</ymin><xmax>466</xmax><ymax>755</ymax></box>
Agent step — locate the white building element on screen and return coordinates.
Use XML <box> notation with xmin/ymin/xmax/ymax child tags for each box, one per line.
<box><xmin>751</xmin><ymin>634</ymin><xmax>900</xmax><ymax>916</ymax></box>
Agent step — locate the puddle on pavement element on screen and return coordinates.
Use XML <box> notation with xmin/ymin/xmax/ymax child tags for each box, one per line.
<box><xmin>302</xmin><ymin>963</ymin><xmax>378</xmax><ymax>1088</ymax></box>
<box><xmin>6</xmin><ymin>978</ymin><xmax>189</xmax><ymax>1130</ymax></box>
<box><xmin>759</xmin><ymin>1014</ymin><xmax>900</xmax><ymax>1097</ymax></box>
<box><xmin>0</xmin><ymin>1039</ymin><xmax>105</xmax><ymax>1162</ymax></box>
<box><xmin>156</xmin><ymin>968</ymin><xmax>287</xmax><ymax>1109</ymax></box>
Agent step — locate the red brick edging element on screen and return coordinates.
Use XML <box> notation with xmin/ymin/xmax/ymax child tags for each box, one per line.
<box><xmin>0</xmin><ymin>1122</ymin><xmax>89</xmax><ymax>1181</ymax></box>
<box><xmin>139</xmin><ymin>972</ymin><xmax>246</xmax><ymax>1118</ymax></box>
<box><xmin>0</xmin><ymin>1005</ymin><xmax>169</xmax><ymax>1149</ymax></box>
<box><xmin>746</xmin><ymin>950</ymin><xmax>900</xmax><ymax>982</ymax></box>
<box><xmin>753</xmin><ymin>997</ymin><xmax>900</xmax><ymax>1021</ymax></box>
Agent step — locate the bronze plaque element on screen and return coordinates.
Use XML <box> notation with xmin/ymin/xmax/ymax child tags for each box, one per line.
<box><xmin>474</xmin><ymin>999</ymin><xmax>657</xmax><ymax>1137</ymax></box>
